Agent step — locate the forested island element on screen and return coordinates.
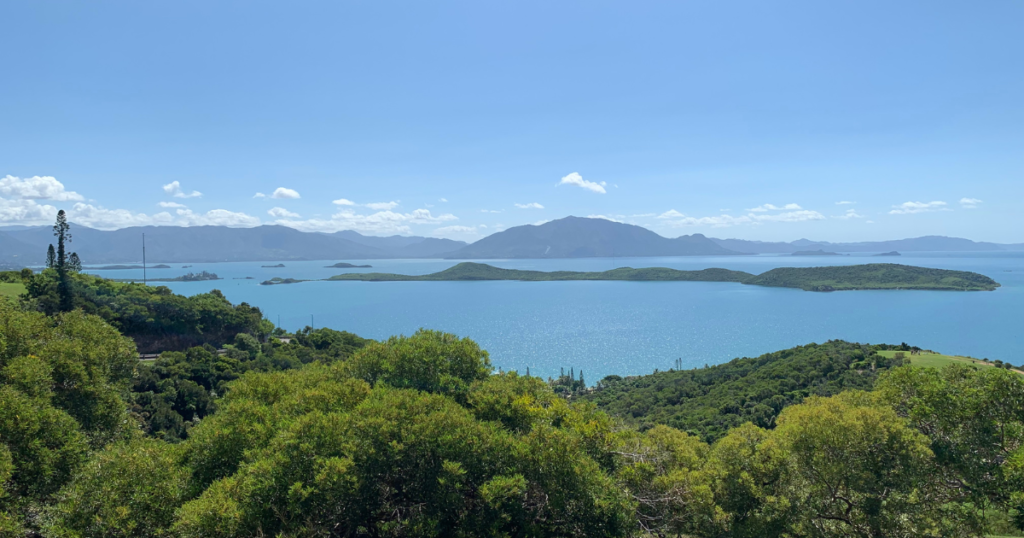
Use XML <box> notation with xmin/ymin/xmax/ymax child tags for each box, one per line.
<box><xmin>115</xmin><ymin>270</ymin><xmax>222</xmax><ymax>283</ymax></box>
<box><xmin>325</xmin><ymin>262</ymin><xmax>1000</xmax><ymax>291</ymax></box>
<box><xmin>325</xmin><ymin>262</ymin><xmax>373</xmax><ymax>268</ymax></box>
<box><xmin>260</xmin><ymin>277</ymin><xmax>305</xmax><ymax>285</ymax></box>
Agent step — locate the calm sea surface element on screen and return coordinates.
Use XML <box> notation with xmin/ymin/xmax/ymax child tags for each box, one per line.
<box><xmin>86</xmin><ymin>253</ymin><xmax>1024</xmax><ymax>382</ymax></box>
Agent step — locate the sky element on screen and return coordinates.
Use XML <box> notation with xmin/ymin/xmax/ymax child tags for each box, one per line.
<box><xmin>1</xmin><ymin>1</ymin><xmax>1021</xmax><ymax>243</ymax></box>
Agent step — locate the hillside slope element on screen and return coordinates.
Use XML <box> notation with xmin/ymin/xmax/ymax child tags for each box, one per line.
<box><xmin>584</xmin><ymin>341</ymin><xmax>906</xmax><ymax>442</ymax></box>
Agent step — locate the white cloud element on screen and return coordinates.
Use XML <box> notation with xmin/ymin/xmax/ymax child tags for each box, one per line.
<box><xmin>747</xmin><ymin>203</ymin><xmax>802</xmax><ymax>212</ymax></box>
<box><xmin>254</xmin><ymin>192</ymin><xmax>266</xmax><ymax>198</ymax></box>
<box><xmin>515</xmin><ymin>202</ymin><xmax>544</xmax><ymax>209</ymax></box>
<box><xmin>271</xmin><ymin>187</ymin><xmax>301</xmax><ymax>199</ymax></box>
<box><xmin>0</xmin><ymin>197</ymin><xmax>59</xmax><ymax>224</ymax></box>
<box><xmin>158</xmin><ymin>201</ymin><xmax>187</xmax><ymax>208</ymax></box>
<box><xmin>835</xmin><ymin>201</ymin><xmax>855</xmax><ymax>205</ymax></box>
<box><xmin>0</xmin><ymin>175</ymin><xmax>85</xmax><ymax>201</ymax></box>
<box><xmin>64</xmin><ymin>203</ymin><xmax>260</xmax><ymax>230</ymax></box>
<box><xmin>832</xmin><ymin>209</ymin><xmax>864</xmax><ymax>220</ymax></box>
<box><xmin>332</xmin><ymin>198</ymin><xmax>356</xmax><ymax>206</ymax></box>
<box><xmin>889</xmin><ymin>201</ymin><xmax>949</xmax><ymax>215</ymax></box>
<box><xmin>960</xmin><ymin>197</ymin><xmax>982</xmax><ymax>208</ymax></box>
<box><xmin>439</xmin><ymin>198</ymin><xmax>448</xmax><ymax>203</ymax></box>
<box><xmin>480</xmin><ymin>209</ymin><xmax>504</xmax><ymax>214</ymax></box>
<box><xmin>431</xmin><ymin>225</ymin><xmax>480</xmax><ymax>238</ymax></box>
<box><xmin>658</xmin><ymin>210</ymin><xmax>753</xmax><ymax>227</ymax></box>
<box><xmin>175</xmin><ymin>208</ymin><xmax>261</xmax><ymax>227</ymax></box>
<box><xmin>558</xmin><ymin>172</ymin><xmax>606</xmax><ymax>194</ymax></box>
<box><xmin>364</xmin><ymin>201</ymin><xmax>399</xmax><ymax>211</ymax></box>
<box><xmin>163</xmin><ymin>181</ymin><xmax>202</xmax><ymax>199</ymax></box>
<box><xmin>268</xmin><ymin>207</ymin><xmax>300</xmax><ymax>218</ymax></box>
<box><xmin>587</xmin><ymin>214</ymin><xmax>623</xmax><ymax>223</ymax></box>
<box><xmin>658</xmin><ymin>207</ymin><xmax>824</xmax><ymax>227</ymax></box>
<box><xmin>749</xmin><ymin>210</ymin><xmax>825</xmax><ymax>223</ymax></box>
<box><xmin>272</xmin><ymin>209</ymin><xmax>457</xmax><ymax>235</ymax></box>
<box><xmin>631</xmin><ymin>213</ymin><xmax>657</xmax><ymax>218</ymax></box>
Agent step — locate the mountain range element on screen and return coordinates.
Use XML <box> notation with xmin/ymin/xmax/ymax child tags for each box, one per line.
<box><xmin>709</xmin><ymin>235</ymin><xmax>1024</xmax><ymax>254</ymax></box>
<box><xmin>0</xmin><ymin>225</ymin><xmax>467</xmax><ymax>264</ymax></box>
<box><xmin>0</xmin><ymin>216</ymin><xmax>1020</xmax><ymax>266</ymax></box>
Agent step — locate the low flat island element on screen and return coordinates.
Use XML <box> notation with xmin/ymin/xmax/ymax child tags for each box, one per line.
<box><xmin>324</xmin><ymin>262</ymin><xmax>999</xmax><ymax>291</ymax></box>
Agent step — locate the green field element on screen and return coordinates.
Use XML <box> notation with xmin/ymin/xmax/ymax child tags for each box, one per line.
<box><xmin>877</xmin><ymin>349</ymin><xmax>1023</xmax><ymax>374</ymax></box>
<box><xmin>0</xmin><ymin>282</ymin><xmax>25</xmax><ymax>299</ymax></box>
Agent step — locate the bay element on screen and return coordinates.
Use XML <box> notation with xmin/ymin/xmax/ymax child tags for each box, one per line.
<box><xmin>86</xmin><ymin>253</ymin><xmax>1024</xmax><ymax>382</ymax></box>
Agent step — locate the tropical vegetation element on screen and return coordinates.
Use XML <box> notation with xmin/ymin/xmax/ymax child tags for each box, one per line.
<box><xmin>324</xmin><ymin>261</ymin><xmax>1000</xmax><ymax>291</ymax></box>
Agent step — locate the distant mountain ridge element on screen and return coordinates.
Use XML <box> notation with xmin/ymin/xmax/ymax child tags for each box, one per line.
<box><xmin>710</xmin><ymin>235</ymin><xmax>1024</xmax><ymax>254</ymax></box>
<box><xmin>0</xmin><ymin>225</ymin><xmax>466</xmax><ymax>264</ymax></box>
<box><xmin>1</xmin><ymin>217</ymin><xmax>1020</xmax><ymax>265</ymax></box>
<box><xmin>445</xmin><ymin>216</ymin><xmax>740</xmax><ymax>258</ymax></box>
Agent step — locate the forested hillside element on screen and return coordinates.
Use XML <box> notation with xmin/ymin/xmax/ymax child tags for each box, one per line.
<box><xmin>583</xmin><ymin>341</ymin><xmax>905</xmax><ymax>442</ymax></box>
<box><xmin>22</xmin><ymin>270</ymin><xmax>268</xmax><ymax>353</ymax></box>
<box><xmin>1</xmin><ymin>269</ymin><xmax>1022</xmax><ymax>536</ymax></box>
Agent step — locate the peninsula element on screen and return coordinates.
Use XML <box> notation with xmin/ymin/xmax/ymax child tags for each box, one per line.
<box><xmin>790</xmin><ymin>250</ymin><xmax>843</xmax><ymax>256</ymax></box>
<box><xmin>325</xmin><ymin>262</ymin><xmax>999</xmax><ymax>291</ymax></box>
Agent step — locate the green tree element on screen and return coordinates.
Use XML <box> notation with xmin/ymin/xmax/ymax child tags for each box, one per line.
<box><xmin>45</xmin><ymin>439</ymin><xmax>189</xmax><ymax>538</ymax></box>
<box><xmin>45</xmin><ymin>244</ymin><xmax>56</xmax><ymax>269</ymax></box>
<box><xmin>53</xmin><ymin>210</ymin><xmax>74</xmax><ymax>312</ymax></box>
<box><xmin>345</xmin><ymin>329</ymin><xmax>492</xmax><ymax>402</ymax></box>
<box><xmin>68</xmin><ymin>252</ymin><xmax>82</xmax><ymax>273</ymax></box>
<box><xmin>0</xmin><ymin>300</ymin><xmax>138</xmax><ymax>534</ymax></box>
<box><xmin>704</xmin><ymin>423</ymin><xmax>795</xmax><ymax>538</ymax></box>
<box><xmin>876</xmin><ymin>364</ymin><xmax>1024</xmax><ymax>530</ymax></box>
<box><xmin>774</xmin><ymin>392</ymin><xmax>972</xmax><ymax>537</ymax></box>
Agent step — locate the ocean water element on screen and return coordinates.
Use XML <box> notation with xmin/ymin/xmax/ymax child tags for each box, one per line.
<box><xmin>85</xmin><ymin>253</ymin><xmax>1024</xmax><ymax>382</ymax></box>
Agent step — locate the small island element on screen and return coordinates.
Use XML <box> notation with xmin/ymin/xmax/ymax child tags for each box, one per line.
<box><xmin>874</xmin><ymin>251</ymin><xmax>901</xmax><ymax>257</ymax></box>
<box><xmin>142</xmin><ymin>271</ymin><xmax>222</xmax><ymax>282</ymax></box>
<box><xmin>262</xmin><ymin>263</ymin><xmax>286</xmax><ymax>268</ymax></box>
<box><xmin>325</xmin><ymin>262</ymin><xmax>373</xmax><ymax>268</ymax></box>
<box><xmin>791</xmin><ymin>250</ymin><xmax>843</xmax><ymax>256</ymax></box>
<box><xmin>325</xmin><ymin>262</ymin><xmax>1000</xmax><ymax>292</ymax></box>
<box><xmin>261</xmin><ymin>277</ymin><xmax>306</xmax><ymax>286</ymax></box>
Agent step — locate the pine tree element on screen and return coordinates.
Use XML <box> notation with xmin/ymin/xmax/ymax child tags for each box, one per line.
<box><xmin>53</xmin><ymin>210</ymin><xmax>74</xmax><ymax>311</ymax></box>
<box><xmin>46</xmin><ymin>244</ymin><xmax>56</xmax><ymax>268</ymax></box>
<box><xmin>579</xmin><ymin>370</ymin><xmax>585</xmax><ymax>388</ymax></box>
<box><xmin>68</xmin><ymin>252</ymin><xmax>82</xmax><ymax>272</ymax></box>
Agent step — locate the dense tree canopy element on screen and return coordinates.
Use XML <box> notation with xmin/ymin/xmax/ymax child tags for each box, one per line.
<box><xmin>584</xmin><ymin>341</ymin><xmax>906</xmax><ymax>442</ymax></box>
<box><xmin>2</xmin><ymin>274</ymin><xmax>1021</xmax><ymax>537</ymax></box>
<box><xmin>24</xmin><ymin>271</ymin><xmax>269</xmax><ymax>353</ymax></box>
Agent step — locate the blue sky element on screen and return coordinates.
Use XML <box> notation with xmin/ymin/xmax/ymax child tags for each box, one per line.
<box><xmin>1</xmin><ymin>1</ymin><xmax>1021</xmax><ymax>242</ymax></box>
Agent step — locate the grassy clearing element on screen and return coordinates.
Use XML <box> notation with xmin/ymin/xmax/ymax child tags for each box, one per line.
<box><xmin>877</xmin><ymin>350</ymin><xmax>1023</xmax><ymax>375</ymax></box>
<box><xmin>0</xmin><ymin>282</ymin><xmax>25</xmax><ymax>299</ymax></box>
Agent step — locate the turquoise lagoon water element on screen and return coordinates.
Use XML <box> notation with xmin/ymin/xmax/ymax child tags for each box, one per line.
<box><xmin>86</xmin><ymin>253</ymin><xmax>1024</xmax><ymax>382</ymax></box>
